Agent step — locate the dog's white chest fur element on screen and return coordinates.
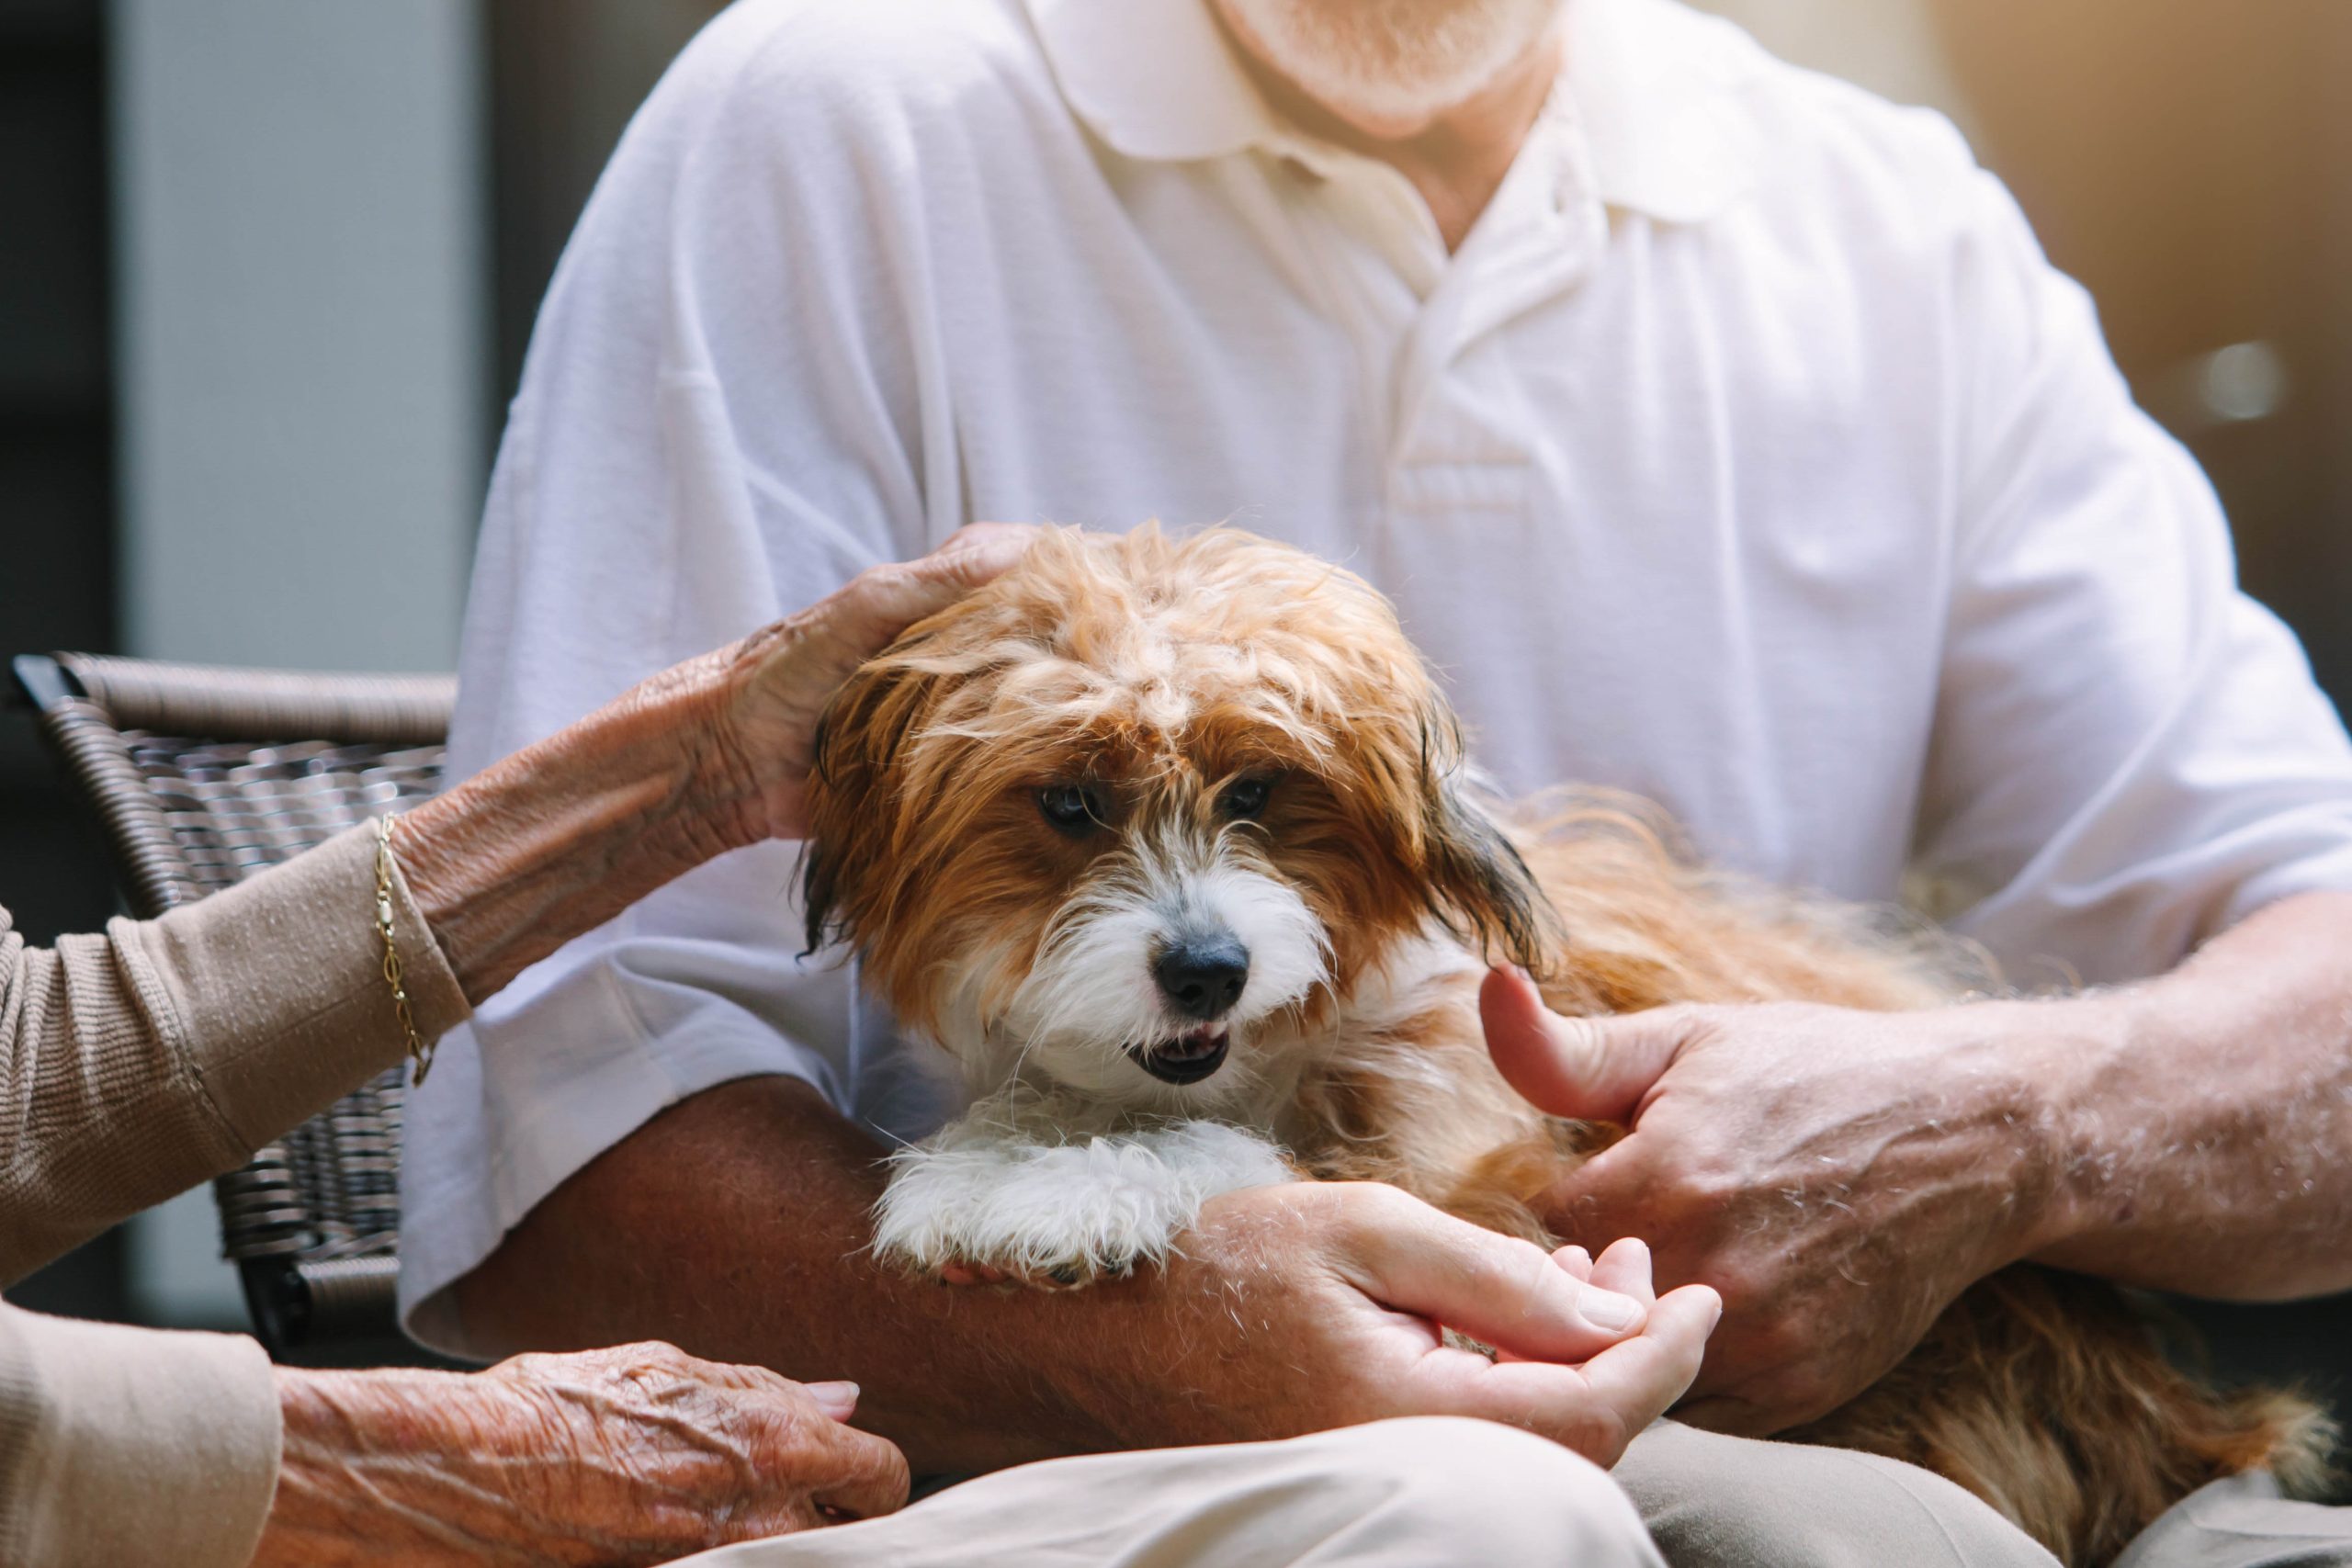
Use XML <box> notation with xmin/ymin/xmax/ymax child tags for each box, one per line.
<box><xmin>872</xmin><ymin>937</ymin><xmax>1475</xmax><ymax>1283</ymax></box>
<box><xmin>872</xmin><ymin>1104</ymin><xmax>1294</xmax><ymax>1281</ymax></box>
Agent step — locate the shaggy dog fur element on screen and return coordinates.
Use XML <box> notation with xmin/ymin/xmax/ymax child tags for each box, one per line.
<box><xmin>802</xmin><ymin>525</ymin><xmax>2334</xmax><ymax>1566</ymax></box>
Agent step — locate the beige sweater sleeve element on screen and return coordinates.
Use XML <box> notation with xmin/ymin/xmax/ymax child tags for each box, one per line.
<box><xmin>0</xmin><ymin>820</ymin><xmax>469</xmax><ymax>1286</ymax></box>
<box><xmin>0</xmin><ymin>822</ymin><xmax>469</xmax><ymax>1567</ymax></box>
<box><xmin>0</xmin><ymin>1302</ymin><xmax>282</xmax><ymax>1568</ymax></box>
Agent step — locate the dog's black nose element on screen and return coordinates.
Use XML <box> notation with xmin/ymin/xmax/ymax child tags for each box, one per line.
<box><xmin>1155</xmin><ymin>935</ymin><xmax>1250</xmax><ymax>1021</ymax></box>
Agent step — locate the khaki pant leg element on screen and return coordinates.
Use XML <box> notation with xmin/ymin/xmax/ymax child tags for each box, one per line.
<box><xmin>2116</xmin><ymin>1473</ymin><xmax>2352</xmax><ymax>1568</ymax></box>
<box><xmin>681</xmin><ymin>1416</ymin><xmax>1667</xmax><ymax>1568</ymax></box>
<box><xmin>1613</xmin><ymin>1420</ymin><xmax>2059</xmax><ymax>1568</ymax></box>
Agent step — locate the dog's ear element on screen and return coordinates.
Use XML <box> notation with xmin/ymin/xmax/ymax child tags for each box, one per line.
<box><xmin>1412</xmin><ymin>710</ymin><xmax>1564</xmax><ymax>976</ymax></box>
<box><xmin>798</xmin><ymin>652</ymin><xmax>938</xmax><ymax>957</ymax></box>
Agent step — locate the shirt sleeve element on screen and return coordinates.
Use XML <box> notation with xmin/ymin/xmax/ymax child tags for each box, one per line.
<box><xmin>0</xmin><ymin>825</ymin><xmax>467</xmax><ymax>1286</ymax></box>
<box><xmin>395</xmin><ymin>15</ymin><xmax>965</xmax><ymax>1352</ymax></box>
<box><xmin>1912</xmin><ymin>157</ymin><xmax>2352</xmax><ymax>984</ymax></box>
<box><xmin>0</xmin><ymin>1300</ymin><xmax>281</xmax><ymax>1568</ymax></box>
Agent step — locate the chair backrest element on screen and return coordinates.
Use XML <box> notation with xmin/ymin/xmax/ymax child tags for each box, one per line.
<box><xmin>13</xmin><ymin>652</ymin><xmax>453</xmax><ymax>1353</ymax></box>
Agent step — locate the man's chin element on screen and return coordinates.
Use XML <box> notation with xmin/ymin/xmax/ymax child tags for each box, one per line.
<box><xmin>1216</xmin><ymin>0</ymin><xmax>1563</xmax><ymax>139</ymax></box>
<box><xmin>1302</xmin><ymin>90</ymin><xmax>1458</xmax><ymax>142</ymax></box>
<box><xmin>1253</xmin><ymin>59</ymin><xmax>1510</xmax><ymax>141</ymax></box>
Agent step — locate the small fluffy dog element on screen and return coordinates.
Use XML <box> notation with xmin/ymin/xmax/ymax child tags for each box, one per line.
<box><xmin>802</xmin><ymin>525</ymin><xmax>2331</xmax><ymax>1566</ymax></box>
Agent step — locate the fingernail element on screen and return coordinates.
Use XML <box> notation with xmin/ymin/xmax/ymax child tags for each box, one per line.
<box><xmin>805</xmin><ymin>1381</ymin><xmax>860</xmax><ymax>1420</ymax></box>
<box><xmin>1579</xmin><ymin>1287</ymin><xmax>1644</xmax><ymax>1331</ymax></box>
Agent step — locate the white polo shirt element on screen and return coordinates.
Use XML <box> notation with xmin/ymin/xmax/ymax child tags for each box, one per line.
<box><xmin>398</xmin><ymin>0</ymin><xmax>2352</xmax><ymax>1348</ymax></box>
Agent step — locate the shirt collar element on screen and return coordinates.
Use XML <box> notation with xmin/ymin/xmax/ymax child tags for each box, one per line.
<box><xmin>1022</xmin><ymin>0</ymin><xmax>1758</xmax><ymax>223</ymax></box>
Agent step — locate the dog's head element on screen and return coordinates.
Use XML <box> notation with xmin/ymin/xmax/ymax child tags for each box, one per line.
<box><xmin>803</xmin><ymin>525</ymin><xmax>1556</xmax><ymax>1113</ymax></box>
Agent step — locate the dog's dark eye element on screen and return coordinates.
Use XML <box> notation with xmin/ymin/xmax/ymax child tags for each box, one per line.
<box><xmin>1038</xmin><ymin>784</ymin><xmax>1105</xmax><ymax>834</ymax></box>
<box><xmin>1219</xmin><ymin>776</ymin><xmax>1274</xmax><ymax>821</ymax></box>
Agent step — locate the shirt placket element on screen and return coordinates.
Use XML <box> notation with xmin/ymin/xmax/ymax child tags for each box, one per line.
<box><xmin>1385</xmin><ymin>101</ymin><xmax>1609</xmax><ymax>524</ymax></box>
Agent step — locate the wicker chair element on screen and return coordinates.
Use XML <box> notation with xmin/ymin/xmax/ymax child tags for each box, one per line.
<box><xmin>13</xmin><ymin>651</ymin><xmax>453</xmax><ymax>1354</ymax></box>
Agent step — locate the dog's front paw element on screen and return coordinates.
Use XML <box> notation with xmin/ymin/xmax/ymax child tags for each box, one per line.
<box><xmin>872</xmin><ymin>1120</ymin><xmax>1292</xmax><ymax>1289</ymax></box>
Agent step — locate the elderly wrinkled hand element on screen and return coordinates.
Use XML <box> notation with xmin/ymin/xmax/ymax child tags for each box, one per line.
<box><xmin>716</xmin><ymin>521</ymin><xmax>1039</xmax><ymax>842</ymax></box>
<box><xmin>390</xmin><ymin>523</ymin><xmax>1039</xmax><ymax>1005</ymax></box>
<box><xmin>252</xmin><ymin>1340</ymin><xmax>910</xmax><ymax>1568</ymax></box>
<box><xmin>1478</xmin><ymin>966</ymin><xmax>2066</xmax><ymax>1437</ymax></box>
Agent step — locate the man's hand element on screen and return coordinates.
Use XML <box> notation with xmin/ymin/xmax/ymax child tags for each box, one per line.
<box><xmin>1105</xmin><ymin>1181</ymin><xmax>1723</xmax><ymax>1467</ymax></box>
<box><xmin>254</xmin><ymin>1341</ymin><xmax>910</xmax><ymax>1568</ymax></box>
<box><xmin>1477</xmin><ymin>966</ymin><xmax>2067</xmax><ymax>1437</ymax></box>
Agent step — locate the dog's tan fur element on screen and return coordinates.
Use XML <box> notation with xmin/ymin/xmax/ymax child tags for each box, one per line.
<box><xmin>805</xmin><ymin>525</ymin><xmax>2335</xmax><ymax>1566</ymax></box>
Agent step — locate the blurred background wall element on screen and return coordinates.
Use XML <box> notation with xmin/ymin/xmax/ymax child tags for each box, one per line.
<box><xmin>4</xmin><ymin>0</ymin><xmax>2347</xmax><ymax>1364</ymax></box>
<box><xmin>111</xmin><ymin>0</ymin><xmax>486</xmax><ymax>675</ymax></box>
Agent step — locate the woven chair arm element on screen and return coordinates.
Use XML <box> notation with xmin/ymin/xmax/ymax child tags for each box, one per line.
<box><xmin>57</xmin><ymin>653</ymin><xmax>455</xmax><ymax>746</ymax></box>
<box><xmin>22</xmin><ymin>682</ymin><xmax>205</xmax><ymax>917</ymax></box>
<box><xmin>12</xmin><ymin>651</ymin><xmax>451</xmax><ymax>1353</ymax></box>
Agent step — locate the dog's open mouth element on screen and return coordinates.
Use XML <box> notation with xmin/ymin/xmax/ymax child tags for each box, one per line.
<box><xmin>1129</xmin><ymin>1025</ymin><xmax>1230</xmax><ymax>1085</ymax></box>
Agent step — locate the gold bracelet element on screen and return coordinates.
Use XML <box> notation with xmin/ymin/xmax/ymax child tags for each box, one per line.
<box><xmin>375</xmin><ymin>815</ymin><xmax>436</xmax><ymax>1085</ymax></box>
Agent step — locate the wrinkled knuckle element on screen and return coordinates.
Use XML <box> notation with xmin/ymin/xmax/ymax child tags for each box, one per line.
<box><xmin>1592</xmin><ymin>1407</ymin><xmax>1637</xmax><ymax>1466</ymax></box>
<box><xmin>1554</xmin><ymin>1401</ymin><xmax>1629</xmax><ymax>1465</ymax></box>
<box><xmin>1555</xmin><ymin>1036</ymin><xmax>1618</xmax><ymax>1092</ymax></box>
<box><xmin>499</xmin><ymin>1348</ymin><xmax>570</xmax><ymax>1382</ymax></box>
<box><xmin>875</xmin><ymin>1446</ymin><xmax>913</xmax><ymax>1506</ymax></box>
<box><xmin>738</xmin><ymin>1363</ymin><xmax>799</xmax><ymax>1398</ymax></box>
<box><xmin>1488</xmin><ymin>1235</ymin><xmax>1557</xmax><ymax>1298</ymax></box>
<box><xmin>852</xmin><ymin>560</ymin><xmax>920</xmax><ymax>602</ymax></box>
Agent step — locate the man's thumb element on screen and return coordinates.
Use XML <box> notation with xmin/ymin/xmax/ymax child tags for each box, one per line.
<box><xmin>1479</xmin><ymin>966</ymin><xmax>1685</xmax><ymax>1123</ymax></box>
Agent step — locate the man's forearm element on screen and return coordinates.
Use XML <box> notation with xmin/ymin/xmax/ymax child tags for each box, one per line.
<box><xmin>2028</xmin><ymin>890</ymin><xmax>2352</xmax><ymax>1297</ymax></box>
<box><xmin>449</xmin><ymin>1077</ymin><xmax>1720</xmax><ymax>1478</ymax></box>
<box><xmin>447</xmin><ymin>1077</ymin><xmax>1148</xmax><ymax>1475</ymax></box>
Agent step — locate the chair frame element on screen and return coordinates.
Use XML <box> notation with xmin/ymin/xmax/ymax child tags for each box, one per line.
<box><xmin>13</xmin><ymin>651</ymin><xmax>455</xmax><ymax>1353</ymax></box>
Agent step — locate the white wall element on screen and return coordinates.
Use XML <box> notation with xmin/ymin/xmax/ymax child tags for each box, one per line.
<box><xmin>108</xmin><ymin>0</ymin><xmax>490</xmax><ymax>1325</ymax></box>
<box><xmin>111</xmin><ymin>0</ymin><xmax>488</xmax><ymax>676</ymax></box>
